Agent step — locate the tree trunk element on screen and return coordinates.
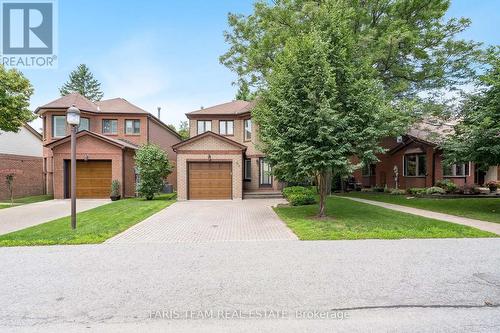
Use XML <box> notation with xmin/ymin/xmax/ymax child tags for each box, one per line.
<box><xmin>318</xmin><ymin>170</ymin><xmax>328</xmax><ymax>218</ymax></box>
<box><xmin>326</xmin><ymin>169</ymin><xmax>332</xmax><ymax>195</ymax></box>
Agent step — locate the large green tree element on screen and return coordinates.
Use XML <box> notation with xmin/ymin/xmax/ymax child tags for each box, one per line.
<box><xmin>0</xmin><ymin>65</ymin><xmax>34</xmax><ymax>132</ymax></box>
<box><xmin>443</xmin><ymin>48</ymin><xmax>500</xmax><ymax>168</ymax></box>
<box><xmin>221</xmin><ymin>0</ymin><xmax>480</xmax><ymax>105</ymax></box>
<box><xmin>60</xmin><ymin>64</ymin><xmax>104</xmax><ymax>101</ymax></box>
<box><xmin>254</xmin><ymin>27</ymin><xmax>407</xmax><ymax>217</ymax></box>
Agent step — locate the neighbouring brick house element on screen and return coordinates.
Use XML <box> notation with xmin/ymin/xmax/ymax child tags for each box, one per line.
<box><xmin>352</xmin><ymin>118</ymin><xmax>499</xmax><ymax>190</ymax></box>
<box><xmin>173</xmin><ymin>100</ymin><xmax>283</xmax><ymax>200</ymax></box>
<box><xmin>0</xmin><ymin>124</ymin><xmax>44</xmax><ymax>200</ymax></box>
<box><xmin>37</xmin><ymin>93</ymin><xmax>181</xmax><ymax>199</ymax></box>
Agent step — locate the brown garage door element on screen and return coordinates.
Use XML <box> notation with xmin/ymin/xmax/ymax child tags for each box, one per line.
<box><xmin>188</xmin><ymin>162</ymin><xmax>232</xmax><ymax>200</ymax></box>
<box><xmin>68</xmin><ymin>161</ymin><xmax>112</xmax><ymax>198</ymax></box>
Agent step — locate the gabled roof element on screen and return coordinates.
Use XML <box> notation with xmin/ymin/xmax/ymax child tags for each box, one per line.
<box><xmin>407</xmin><ymin>117</ymin><xmax>456</xmax><ymax>145</ymax></box>
<box><xmin>45</xmin><ymin>130</ymin><xmax>138</xmax><ymax>150</ymax></box>
<box><xmin>35</xmin><ymin>93</ymin><xmax>147</xmax><ymax>114</ymax></box>
<box><xmin>172</xmin><ymin>131</ymin><xmax>247</xmax><ymax>151</ymax></box>
<box><xmin>36</xmin><ymin>93</ymin><xmax>99</xmax><ymax>113</ymax></box>
<box><xmin>186</xmin><ymin>100</ymin><xmax>255</xmax><ymax>117</ymax></box>
<box><xmin>95</xmin><ymin>98</ymin><xmax>148</xmax><ymax>114</ymax></box>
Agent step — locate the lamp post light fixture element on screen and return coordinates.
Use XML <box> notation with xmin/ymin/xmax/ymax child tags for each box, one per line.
<box><xmin>66</xmin><ymin>104</ymin><xmax>80</xmax><ymax>229</ymax></box>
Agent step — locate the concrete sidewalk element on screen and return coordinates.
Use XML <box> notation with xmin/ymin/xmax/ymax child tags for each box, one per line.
<box><xmin>0</xmin><ymin>199</ymin><xmax>109</xmax><ymax>235</ymax></box>
<box><xmin>340</xmin><ymin>196</ymin><xmax>500</xmax><ymax>235</ymax></box>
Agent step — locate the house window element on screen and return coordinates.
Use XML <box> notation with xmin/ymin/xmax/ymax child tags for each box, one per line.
<box><xmin>219</xmin><ymin>120</ymin><xmax>234</xmax><ymax>135</ymax></box>
<box><xmin>362</xmin><ymin>164</ymin><xmax>376</xmax><ymax>176</ymax></box>
<box><xmin>102</xmin><ymin>119</ymin><xmax>118</xmax><ymax>134</ymax></box>
<box><xmin>52</xmin><ymin>115</ymin><xmax>66</xmax><ymax>137</ymax></box>
<box><xmin>404</xmin><ymin>154</ymin><xmax>427</xmax><ymax>177</ymax></box>
<box><xmin>125</xmin><ymin>119</ymin><xmax>141</xmax><ymax>134</ymax></box>
<box><xmin>443</xmin><ymin>163</ymin><xmax>470</xmax><ymax>177</ymax></box>
<box><xmin>244</xmin><ymin>158</ymin><xmax>252</xmax><ymax>180</ymax></box>
<box><xmin>244</xmin><ymin>119</ymin><xmax>252</xmax><ymax>141</ymax></box>
<box><xmin>78</xmin><ymin>118</ymin><xmax>90</xmax><ymax>132</ymax></box>
<box><xmin>197</xmin><ymin>120</ymin><xmax>211</xmax><ymax>134</ymax></box>
<box><xmin>260</xmin><ymin>158</ymin><xmax>272</xmax><ymax>186</ymax></box>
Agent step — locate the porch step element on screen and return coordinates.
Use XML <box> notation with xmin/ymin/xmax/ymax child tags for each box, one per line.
<box><xmin>244</xmin><ymin>191</ymin><xmax>284</xmax><ymax>199</ymax></box>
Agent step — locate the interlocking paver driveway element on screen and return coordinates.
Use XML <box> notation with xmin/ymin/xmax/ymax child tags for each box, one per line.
<box><xmin>107</xmin><ymin>199</ymin><xmax>298</xmax><ymax>243</ymax></box>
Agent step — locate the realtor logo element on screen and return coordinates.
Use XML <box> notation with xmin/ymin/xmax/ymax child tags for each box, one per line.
<box><xmin>1</xmin><ymin>0</ymin><xmax>58</xmax><ymax>68</ymax></box>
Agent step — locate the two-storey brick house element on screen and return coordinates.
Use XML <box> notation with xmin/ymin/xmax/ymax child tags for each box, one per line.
<box><xmin>37</xmin><ymin>93</ymin><xmax>181</xmax><ymax>199</ymax></box>
<box><xmin>173</xmin><ymin>100</ymin><xmax>282</xmax><ymax>200</ymax></box>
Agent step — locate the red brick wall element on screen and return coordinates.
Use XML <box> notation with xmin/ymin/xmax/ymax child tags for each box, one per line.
<box><xmin>148</xmin><ymin>119</ymin><xmax>180</xmax><ymax>189</ymax></box>
<box><xmin>51</xmin><ymin>135</ymin><xmax>125</xmax><ymax>199</ymax></box>
<box><xmin>0</xmin><ymin>154</ymin><xmax>44</xmax><ymax>200</ymax></box>
<box><xmin>353</xmin><ymin>139</ymin><xmax>477</xmax><ymax>190</ymax></box>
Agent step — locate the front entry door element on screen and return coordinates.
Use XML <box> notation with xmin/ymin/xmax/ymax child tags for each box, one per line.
<box><xmin>259</xmin><ymin>158</ymin><xmax>272</xmax><ymax>187</ymax></box>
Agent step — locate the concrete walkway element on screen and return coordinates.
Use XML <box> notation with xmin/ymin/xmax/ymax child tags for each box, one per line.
<box><xmin>0</xmin><ymin>199</ymin><xmax>109</xmax><ymax>235</ymax></box>
<box><xmin>341</xmin><ymin>196</ymin><xmax>500</xmax><ymax>235</ymax></box>
<box><xmin>107</xmin><ymin>199</ymin><xmax>298</xmax><ymax>243</ymax></box>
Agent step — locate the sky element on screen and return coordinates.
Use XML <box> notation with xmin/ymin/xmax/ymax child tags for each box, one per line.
<box><xmin>19</xmin><ymin>0</ymin><xmax>500</xmax><ymax>132</ymax></box>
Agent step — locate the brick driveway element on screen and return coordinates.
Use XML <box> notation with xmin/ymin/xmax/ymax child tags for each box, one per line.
<box><xmin>107</xmin><ymin>199</ymin><xmax>298</xmax><ymax>243</ymax></box>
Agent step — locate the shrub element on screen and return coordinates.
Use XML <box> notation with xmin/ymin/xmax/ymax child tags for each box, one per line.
<box><xmin>282</xmin><ymin>186</ymin><xmax>315</xmax><ymax>199</ymax></box>
<box><xmin>407</xmin><ymin>187</ymin><xmax>426</xmax><ymax>196</ymax></box>
<box><xmin>372</xmin><ymin>186</ymin><xmax>384</xmax><ymax>192</ymax></box>
<box><xmin>135</xmin><ymin>144</ymin><xmax>173</xmax><ymax>200</ymax></box>
<box><xmin>486</xmin><ymin>180</ymin><xmax>499</xmax><ymax>191</ymax></box>
<box><xmin>282</xmin><ymin>186</ymin><xmax>316</xmax><ymax>206</ymax></box>
<box><xmin>435</xmin><ymin>179</ymin><xmax>458</xmax><ymax>193</ymax></box>
<box><xmin>288</xmin><ymin>193</ymin><xmax>317</xmax><ymax>206</ymax></box>
<box><xmin>426</xmin><ymin>186</ymin><xmax>446</xmax><ymax>195</ymax></box>
<box><xmin>360</xmin><ymin>188</ymin><xmax>373</xmax><ymax>192</ymax></box>
<box><xmin>390</xmin><ymin>189</ymin><xmax>406</xmax><ymax>195</ymax></box>
<box><xmin>110</xmin><ymin>180</ymin><xmax>120</xmax><ymax>197</ymax></box>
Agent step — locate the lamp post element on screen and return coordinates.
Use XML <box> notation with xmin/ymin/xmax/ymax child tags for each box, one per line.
<box><xmin>66</xmin><ymin>104</ymin><xmax>80</xmax><ymax>229</ymax></box>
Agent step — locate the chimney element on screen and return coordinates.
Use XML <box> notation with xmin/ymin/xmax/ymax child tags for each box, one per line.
<box><xmin>157</xmin><ymin>106</ymin><xmax>161</xmax><ymax>119</ymax></box>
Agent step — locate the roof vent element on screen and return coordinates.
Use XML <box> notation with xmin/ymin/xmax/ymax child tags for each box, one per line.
<box><xmin>396</xmin><ymin>136</ymin><xmax>403</xmax><ymax>143</ymax></box>
<box><xmin>157</xmin><ymin>106</ymin><xmax>161</xmax><ymax>119</ymax></box>
<box><xmin>97</xmin><ymin>106</ymin><xmax>101</xmax><ymax>111</ymax></box>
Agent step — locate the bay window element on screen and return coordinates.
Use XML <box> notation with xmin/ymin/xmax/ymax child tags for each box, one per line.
<box><xmin>244</xmin><ymin>119</ymin><xmax>252</xmax><ymax>141</ymax></box>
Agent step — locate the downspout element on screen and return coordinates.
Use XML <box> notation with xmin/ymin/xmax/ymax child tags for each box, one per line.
<box><xmin>431</xmin><ymin>148</ymin><xmax>437</xmax><ymax>187</ymax></box>
<box><xmin>122</xmin><ymin>148</ymin><xmax>125</xmax><ymax>198</ymax></box>
<box><xmin>147</xmin><ymin>116</ymin><xmax>150</xmax><ymax>144</ymax></box>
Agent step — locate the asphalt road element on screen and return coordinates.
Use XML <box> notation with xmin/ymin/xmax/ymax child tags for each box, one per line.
<box><xmin>1</xmin><ymin>238</ymin><xmax>499</xmax><ymax>332</ymax></box>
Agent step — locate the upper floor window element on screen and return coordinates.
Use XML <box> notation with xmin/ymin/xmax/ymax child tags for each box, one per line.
<box><xmin>52</xmin><ymin>115</ymin><xmax>66</xmax><ymax>138</ymax></box>
<box><xmin>78</xmin><ymin>118</ymin><xmax>90</xmax><ymax>132</ymax></box>
<box><xmin>219</xmin><ymin>120</ymin><xmax>234</xmax><ymax>136</ymax></box>
<box><xmin>244</xmin><ymin>119</ymin><xmax>252</xmax><ymax>141</ymax></box>
<box><xmin>102</xmin><ymin>119</ymin><xmax>118</xmax><ymax>134</ymax></box>
<box><xmin>197</xmin><ymin>120</ymin><xmax>211</xmax><ymax>135</ymax></box>
<box><xmin>443</xmin><ymin>163</ymin><xmax>470</xmax><ymax>177</ymax></box>
<box><xmin>404</xmin><ymin>154</ymin><xmax>426</xmax><ymax>177</ymax></box>
<box><xmin>125</xmin><ymin>119</ymin><xmax>141</xmax><ymax>134</ymax></box>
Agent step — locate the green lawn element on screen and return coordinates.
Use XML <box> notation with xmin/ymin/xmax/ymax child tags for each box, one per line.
<box><xmin>0</xmin><ymin>194</ymin><xmax>53</xmax><ymax>206</ymax></box>
<box><xmin>274</xmin><ymin>196</ymin><xmax>495</xmax><ymax>240</ymax></box>
<box><xmin>0</xmin><ymin>194</ymin><xmax>176</xmax><ymax>247</ymax></box>
<box><xmin>340</xmin><ymin>192</ymin><xmax>500</xmax><ymax>223</ymax></box>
